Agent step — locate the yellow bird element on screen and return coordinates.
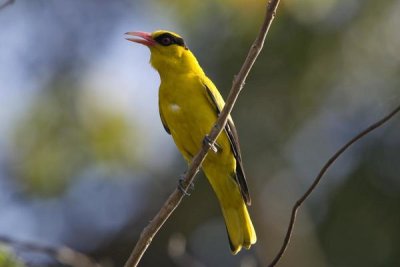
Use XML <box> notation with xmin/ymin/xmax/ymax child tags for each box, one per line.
<box><xmin>126</xmin><ymin>30</ymin><xmax>256</xmax><ymax>254</ymax></box>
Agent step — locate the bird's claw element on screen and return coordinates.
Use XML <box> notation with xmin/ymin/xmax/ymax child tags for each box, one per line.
<box><xmin>178</xmin><ymin>175</ymin><xmax>194</xmax><ymax>196</ymax></box>
<box><xmin>203</xmin><ymin>135</ymin><xmax>219</xmax><ymax>153</ymax></box>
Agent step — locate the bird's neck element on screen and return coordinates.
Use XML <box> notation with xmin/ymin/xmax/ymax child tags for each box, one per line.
<box><xmin>151</xmin><ymin>50</ymin><xmax>205</xmax><ymax>81</ymax></box>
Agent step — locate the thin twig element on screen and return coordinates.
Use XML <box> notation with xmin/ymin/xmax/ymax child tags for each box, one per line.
<box><xmin>0</xmin><ymin>235</ymin><xmax>102</xmax><ymax>267</ymax></box>
<box><xmin>124</xmin><ymin>1</ymin><xmax>281</xmax><ymax>266</ymax></box>
<box><xmin>0</xmin><ymin>0</ymin><xmax>14</xmax><ymax>10</ymax></box>
<box><xmin>267</xmin><ymin>104</ymin><xmax>400</xmax><ymax>267</ymax></box>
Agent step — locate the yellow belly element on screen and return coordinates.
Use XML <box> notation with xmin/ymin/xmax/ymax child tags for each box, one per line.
<box><xmin>159</xmin><ymin>74</ymin><xmax>234</xmax><ymax>170</ymax></box>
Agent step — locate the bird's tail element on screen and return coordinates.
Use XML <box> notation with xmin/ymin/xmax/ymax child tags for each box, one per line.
<box><xmin>220</xmin><ymin>193</ymin><xmax>257</xmax><ymax>254</ymax></box>
<box><xmin>204</xmin><ymin>167</ymin><xmax>257</xmax><ymax>254</ymax></box>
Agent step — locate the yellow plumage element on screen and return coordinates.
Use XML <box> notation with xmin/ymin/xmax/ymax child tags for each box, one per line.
<box><xmin>126</xmin><ymin>30</ymin><xmax>256</xmax><ymax>254</ymax></box>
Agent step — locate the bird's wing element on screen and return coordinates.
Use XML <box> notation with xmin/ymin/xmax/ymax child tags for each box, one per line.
<box><xmin>202</xmin><ymin>78</ymin><xmax>251</xmax><ymax>205</ymax></box>
<box><xmin>159</xmin><ymin>100</ymin><xmax>171</xmax><ymax>135</ymax></box>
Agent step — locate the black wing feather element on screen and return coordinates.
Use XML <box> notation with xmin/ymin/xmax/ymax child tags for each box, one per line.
<box><xmin>204</xmin><ymin>84</ymin><xmax>251</xmax><ymax>205</ymax></box>
<box><xmin>159</xmin><ymin>103</ymin><xmax>171</xmax><ymax>135</ymax></box>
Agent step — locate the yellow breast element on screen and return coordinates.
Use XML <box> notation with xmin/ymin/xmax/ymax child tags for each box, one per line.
<box><xmin>159</xmin><ymin>73</ymin><xmax>232</xmax><ymax>165</ymax></box>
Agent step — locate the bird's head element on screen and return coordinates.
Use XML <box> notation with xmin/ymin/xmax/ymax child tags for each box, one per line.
<box><xmin>125</xmin><ymin>30</ymin><xmax>202</xmax><ymax>76</ymax></box>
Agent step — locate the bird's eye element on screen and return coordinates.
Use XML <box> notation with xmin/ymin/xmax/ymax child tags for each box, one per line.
<box><xmin>161</xmin><ymin>37</ymin><xmax>172</xmax><ymax>46</ymax></box>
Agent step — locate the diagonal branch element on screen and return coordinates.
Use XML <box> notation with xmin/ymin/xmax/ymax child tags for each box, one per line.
<box><xmin>267</xmin><ymin>104</ymin><xmax>400</xmax><ymax>267</ymax></box>
<box><xmin>124</xmin><ymin>1</ymin><xmax>281</xmax><ymax>266</ymax></box>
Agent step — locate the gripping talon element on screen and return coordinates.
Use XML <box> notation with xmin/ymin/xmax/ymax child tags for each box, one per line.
<box><xmin>203</xmin><ymin>135</ymin><xmax>219</xmax><ymax>153</ymax></box>
<box><xmin>178</xmin><ymin>176</ymin><xmax>194</xmax><ymax>196</ymax></box>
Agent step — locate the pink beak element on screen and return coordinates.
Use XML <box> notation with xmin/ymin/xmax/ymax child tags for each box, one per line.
<box><xmin>125</xmin><ymin>31</ymin><xmax>156</xmax><ymax>46</ymax></box>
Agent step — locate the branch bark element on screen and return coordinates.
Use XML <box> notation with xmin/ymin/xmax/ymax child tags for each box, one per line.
<box><xmin>267</xmin><ymin>104</ymin><xmax>400</xmax><ymax>267</ymax></box>
<box><xmin>124</xmin><ymin>1</ymin><xmax>281</xmax><ymax>266</ymax></box>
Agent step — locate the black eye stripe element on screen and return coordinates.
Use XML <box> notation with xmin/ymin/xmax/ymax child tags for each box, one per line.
<box><xmin>155</xmin><ymin>33</ymin><xmax>186</xmax><ymax>48</ymax></box>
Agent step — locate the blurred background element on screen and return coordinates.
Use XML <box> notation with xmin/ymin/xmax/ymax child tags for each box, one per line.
<box><xmin>0</xmin><ymin>0</ymin><xmax>399</xmax><ymax>266</ymax></box>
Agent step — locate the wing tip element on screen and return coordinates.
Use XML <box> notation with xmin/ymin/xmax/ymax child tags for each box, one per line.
<box><xmin>236</xmin><ymin>161</ymin><xmax>252</xmax><ymax>206</ymax></box>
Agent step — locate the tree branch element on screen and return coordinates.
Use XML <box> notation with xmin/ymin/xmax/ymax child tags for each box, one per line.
<box><xmin>267</xmin><ymin>104</ymin><xmax>400</xmax><ymax>267</ymax></box>
<box><xmin>124</xmin><ymin>1</ymin><xmax>281</xmax><ymax>266</ymax></box>
<box><xmin>0</xmin><ymin>0</ymin><xmax>14</xmax><ymax>10</ymax></box>
<box><xmin>0</xmin><ymin>235</ymin><xmax>102</xmax><ymax>267</ymax></box>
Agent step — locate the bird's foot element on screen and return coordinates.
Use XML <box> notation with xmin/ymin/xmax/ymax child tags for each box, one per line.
<box><xmin>178</xmin><ymin>174</ymin><xmax>194</xmax><ymax>196</ymax></box>
<box><xmin>203</xmin><ymin>135</ymin><xmax>220</xmax><ymax>153</ymax></box>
